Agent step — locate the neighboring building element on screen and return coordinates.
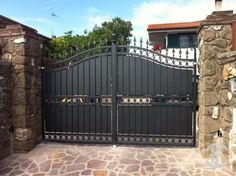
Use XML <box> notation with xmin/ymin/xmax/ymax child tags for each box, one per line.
<box><xmin>0</xmin><ymin>15</ymin><xmax>49</xmax><ymax>40</ymax></box>
<box><xmin>147</xmin><ymin>21</ymin><xmax>201</xmax><ymax>50</ymax></box>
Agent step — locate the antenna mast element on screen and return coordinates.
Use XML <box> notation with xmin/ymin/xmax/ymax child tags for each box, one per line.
<box><xmin>50</xmin><ymin>7</ymin><xmax>58</xmax><ymax>37</ymax></box>
<box><xmin>44</xmin><ymin>6</ymin><xmax>58</xmax><ymax>37</ymax></box>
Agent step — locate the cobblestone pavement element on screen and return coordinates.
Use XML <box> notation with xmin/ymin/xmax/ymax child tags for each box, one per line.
<box><xmin>0</xmin><ymin>143</ymin><xmax>235</xmax><ymax>176</ymax></box>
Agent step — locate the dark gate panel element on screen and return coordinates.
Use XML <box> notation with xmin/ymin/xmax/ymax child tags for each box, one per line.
<box><xmin>116</xmin><ymin>52</ymin><xmax>196</xmax><ymax>146</ymax></box>
<box><xmin>43</xmin><ymin>54</ymin><xmax>113</xmax><ymax>143</ymax></box>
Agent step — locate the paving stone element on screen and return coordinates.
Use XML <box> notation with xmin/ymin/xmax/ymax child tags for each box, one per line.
<box><xmin>146</xmin><ymin>165</ymin><xmax>154</xmax><ymax>172</ymax></box>
<box><xmin>74</xmin><ymin>155</ymin><xmax>89</xmax><ymax>163</ymax></box>
<box><xmin>33</xmin><ymin>173</ymin><xmax>46</xmax><ymax>176</ymax></box>
<box><xmin>66</xmin><ymin>163</ymin><xmax>85</xmax><ymax>172</ymax></box>
<box><xmin>168</xmin><ymin>157</ymin><xmax>177</xmax><ymax>162</ymax></box>
<box><xmin>87</xmin><ymin>159</ymin><xmax>106</xmax><ymax>169</ymax></box>
<box><xmin>118</xmin><ymin>173</ymin><xmax>129</xmax><ymax>176</ymax></box>
<box><xmin>125</xmin><ymin>164</ymin><xmax>139</xmax><ymax>173</ymax></box>
<box><xmin>52</xmin><ymin>162</ymin><xmax>63</xmax><ymax>169</ymax></box>
<box><xmin>141</xmin><ymin>159</ymin><xmax>154</xmax><ymax>166</ymax></box>
<box><xmin>39</xmin><ymin>160</ymin><xmax>51</xmax><ymax>172</ymax></box>
<box><xmin>169</xmin><ymin>168</ymin><xmax>182</xmax><ymax>173</ymax></box>
<box><xmin>118</xmin><ymin>164</ymin><xmax>125</xmax><ymax>169</ymax></box>
<box><xmin>120</xmin><ymin>158</ymin><xmax>139</xmax><ymax>164</ymax></box>
<box><xmin>81</xmin><ymin>169</ymin><xmax>92</xmax><ymax>175</ymax></box>
<box><xmin>28</xmin><ymin>167</ymin><xmax>39</xmax><ymax>174</ymax></box>
<box><xmin>35</xmin><ymin>156</ymin><xmax>48</xmax><ymax>163</ymax></box>
<box><xmin>21</xmin><ymin>159</ymin><xmax>33</xmax><ymax>169</ymax></box>
<box><xmin>107</xmin><ymin>161</ymin><xmax>118</xmax><ymax>170</ymax></box>
<box><xmin>156</xmin><ymin>163</ymin><xmax>169</xmax><ymax>168</ymax></box>
<box><xmin>0</xmin><ymin>143</ymin><xmax>235</xmax><ymax>176</ymax></box>
<box><xmin>166</xmin><ymin>173</ymin><xmax>179</xmax><ymax>176</ymax></box>
<box><xmin>0</xmin><ymin>167</ymin><xmax>13</xmax><ymax>175</ymax></box>
<box><xmin>9</xmin><ymin>170</ymin><xmax>24</xmax><ymax>176</ymax></box>
<box><xmin>180</xmin><ymin>171</ymin><xmax>190</xmax><ymax>176</ymax></box>
<box><xmin>28</xmin><ymin>162</ymin><xmax>37</xmax><ymax>169</ymax></box>
<box><xmin>109</xmin><ymin>171</ymin><xmax>117</xmax><ymax>176</ymax></box>
<box><xmin>48</xmin><ymin>169</ymin><xmax>58</xmax><ymax>175</ymax></box>
<box><xmin>202</xmin><ymin>170</ymin><xmax>217</xmax><ymax>176</ymax></box>
<box><xmin>103</xmin><ymin>155</ymin><xmax>113</xmax><ymax>160</ymax></box>
<box><xmin>93</xmin><ymin>170</ymin><xmax>108</xmax><ymax>176</ymax></box>
<box><xmin>63</xmin><ymin>155</ymin><xmax>76</xmax><ymax>161</ymax></box>
<box><xmin>53</xmin><ymin>152</ymin><xmax>66</xmax><ymax>159</ymax></box>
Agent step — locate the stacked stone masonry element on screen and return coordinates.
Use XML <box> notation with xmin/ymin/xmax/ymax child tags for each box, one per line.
<box><xmin>0</xmin><ymin>59</ymin><xmax>13</xmax><ymax>160</ymax></box>
<box><xmin>0</xmin><ymin>21</ymin><xmax>47</xmax><ymax>160</ymax></box>
<box><xmin>198</xmin><ymin>11</ymin><xmax>236</xmax><ymax>171</ymax></box>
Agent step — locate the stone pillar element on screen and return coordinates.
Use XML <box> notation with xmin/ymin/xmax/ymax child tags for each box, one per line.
<box><xmin>0</xmin><ymin>24</ymin><xmax>48</xmax><ymax>154</ymax></box>
<box><xmin>198</xmin><ymin>11</ymin><xmax>235</xmax><ymax>157</ymax></box>
<box><xmin>217</xmin><ymin>51</ymin><xmax>236</xmax><ymax>171</ymax></box>
<box><xmin>0</xmin><ymin>60</ymin><xmax>13</xmax><ymax>160</ymax></box>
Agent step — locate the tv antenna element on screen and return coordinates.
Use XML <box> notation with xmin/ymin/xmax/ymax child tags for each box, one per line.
<box><xmin>44</xmin><ymin>6</ymin><xmax>59</xmax><ymax>37</ymax></box>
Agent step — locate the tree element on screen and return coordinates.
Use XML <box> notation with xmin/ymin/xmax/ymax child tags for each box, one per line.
<box><xmin>43</xmin><ymin>17</ymin><xmax>133</xmax><ymax>60</ymax></box>
<box><xmin>89</xmin><ymin>17</ymin><xmax>133</xmax><ymax>45</ymax></box>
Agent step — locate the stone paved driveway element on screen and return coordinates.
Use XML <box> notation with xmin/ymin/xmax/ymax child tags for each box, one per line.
<box><xmin>0</xmin><ymin>143</ymin><xmax>235</xmax><ymax>176</ymax></box>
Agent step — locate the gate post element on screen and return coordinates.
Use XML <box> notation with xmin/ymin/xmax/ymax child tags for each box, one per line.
<box><xmin>198</xmin><ymin>11</ymin><xmax>236</xmax><ymax>167</ymax></box>
<box><xmin>111</xmin><ymin>34</ymin><xmax>118</xmax><ymax>144</ymax></box>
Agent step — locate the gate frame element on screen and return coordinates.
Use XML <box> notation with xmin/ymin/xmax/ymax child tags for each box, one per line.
<box><xmin>111</xmin><ymin>34</ymin><xmax>118</xmax><ymax>145</ymax></box>
<box><xmin>42</xmin><ymin>34</ymin><xmax>197</xmax><ymax>147</ymax></box>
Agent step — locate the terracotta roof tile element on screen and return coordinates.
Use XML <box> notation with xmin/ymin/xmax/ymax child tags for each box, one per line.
<box><xmin>148</xmin><ymin>21</ymin><xmax>202</xmax><ymax>31</ymax></box>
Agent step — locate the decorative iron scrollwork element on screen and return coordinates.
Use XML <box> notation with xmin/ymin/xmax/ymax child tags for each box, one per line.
<box><xmin>44</xmin><ymin>95</ymin><xmax>111</xmax><ymax>105</ymax></box>
<box><xmin>121</xmin><ymin>97</ymin><xmax>152</xmax><ymax>104</ymax></box>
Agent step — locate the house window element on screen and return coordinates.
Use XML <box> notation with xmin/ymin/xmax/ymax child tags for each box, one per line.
<box><xmin>168</xmin><ymin>34</ymin><xmax>179</xmax><ymax>48</ymax></box>
<box><xmin>179</xmin><ymin>35</ymin><xmax>189</xmax><ymax>48</ymax></box>
<box><xmin>190</xmin><ymin>34</ymin><xmax>198</xmax><ymax>47</ymax></box>
<box><xmin>167</xmin><ymin>33</ymin><xmax>198</xmax><ymax>48</ymax></box>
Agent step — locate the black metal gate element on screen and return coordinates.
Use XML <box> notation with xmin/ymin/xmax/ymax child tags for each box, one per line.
<box><xmin>42</xmin><ymin>35</ymin><xmax>197</xmax><ymax>146</ymax></box>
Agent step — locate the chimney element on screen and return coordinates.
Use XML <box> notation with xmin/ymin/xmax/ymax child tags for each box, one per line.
<box><xmin>215</xmin><ymin>0</ymin><xmax>222</xmax><ymax>11</ymax></box>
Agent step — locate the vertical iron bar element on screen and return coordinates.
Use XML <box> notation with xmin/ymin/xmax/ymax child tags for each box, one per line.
<box><xmin>41</xmin><ymin>70</ymin><xmax>45</xmax><ymax>141</ymax></box>
<box><xmin>71</xmin><ymin>67</ymin><xmax>74</xmax><ymax>140</ymax></box>
<box><xmin>66</xmin><ymin>69</ymin><xmax>68</xmax><ymax>140</ymax></box>
<box><xmin>77</xmin><ymin>63</ymin><xmax>79</xmax><ymax>140</ymax></box>
<box><xmin>153</xmin><ymin>63</ymin><xmax>156</xmax><ymax>136</ymax></box>
<box><xmin>112</xmin><ymin>34</ymin><xmax>118</xmax><ymax>144</ymax></box>
<box><xmin>89</xmin><ymin>59</ymin><xmax>91</xmax><ymax>139</ymax></box>
<box><xmin>106</xmin><ymin>56</ymin><xmax>109</xmax><ymax>136</ymax></box>
<box><xmin>100</xmin><ymin>56</ymin><xmax>102</xmax><ymax>136</ymax></box>
<box><xmin>134</xmin><ymin>54</ymin><xmax>137</xmax><ymax>135</ymax></box>
<box><xmin>60</xmin><ymin>70</ymin><xmax>62</xmax><ymax>140</ymax></box>
<box><xmin>122</xmin><ymin>54</ymin><xmax>124</xmax><ymax>138</ymax></box>
<box><xmin>147</xmin><ymin>60</ymin><xmax>149</xmax><ymax>134</ymax></box>
<box><xmin>141</xmin><ymin>58</ymin><xmax>143</xmax><ymax>135</ymax></box>
<box><xmin>95</xmin><ymin>58</ymin><xmax>97</xmax><ymax>135</ymax></box>
<box><xmin>128</xmin><ymin>55</ymin><xmax>130</xmax><ymax>135</ymax></box>
<box><xmin>83</xmin><ymin>62</ymin><xmax>85</xmax><ymax>139</ymax></box>
<box><xmin>193</xmin><ymin>48</ymin><xmax>197</xmax><ymax>147</ymax></box>
<box><xmin>186</xmin><ymin>52</ymin><xmax>189</xmax><ymax>138</ymax></box>
<box><xmin>54</xmin><ymin>72</ymin><xmax>56</xmax><ymax>139</ymax></box>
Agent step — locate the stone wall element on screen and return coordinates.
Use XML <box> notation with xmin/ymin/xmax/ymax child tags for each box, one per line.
<box><xmin>217</xmin><ymin>51</ymin><xmax>236</xmax><ymax>171</ymax></box>
<box><xmin>0</xmin><ymin>23</ymin><xmax>48</xmax><ymax>159</ymax></box>
<box><xmin>0</xmin><ymin>60</ymin><xmax>13</xmax><ymax>160</ymax></box>
<box><xmin>198</xmin><ymin>11</ymin><xmax>236</xmax><ymax>170</ymax></box>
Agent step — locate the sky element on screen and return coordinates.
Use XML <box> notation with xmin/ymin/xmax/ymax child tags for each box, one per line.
<box><xmin>1</xmin><ymin>0</ymin><xmax>236</xmax><ymax>40</ymax></box>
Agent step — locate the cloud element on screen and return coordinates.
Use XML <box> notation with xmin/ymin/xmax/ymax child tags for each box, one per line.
<box><xmin>131</xmin><ymin>0</ymin><xmax>236</xmax><ymax>40</ymax></box>
<box><xmin>83</xmin><ymin>7</ymin><xmax>110</xmax><ymax>30</ymax></box>
<box><xmin>70</xmin><ymin>7</ymin><xmax>110</xmax><ymax>35</ymax></box>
